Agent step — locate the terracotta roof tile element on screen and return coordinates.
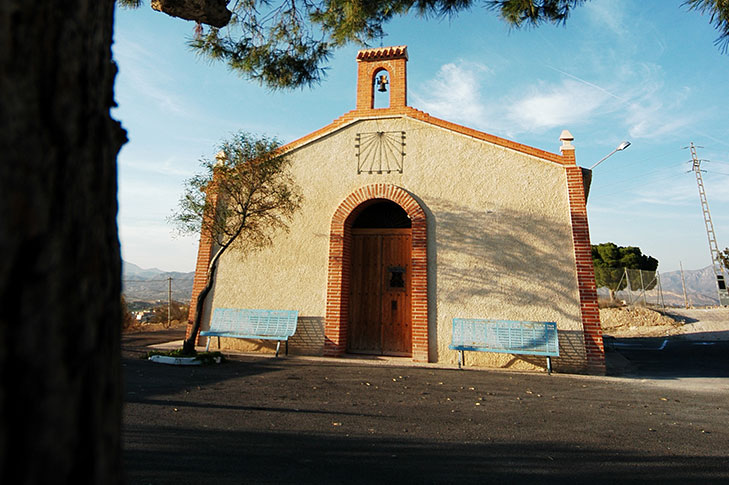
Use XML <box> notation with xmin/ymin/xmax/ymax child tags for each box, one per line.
<box><xmin>357</xmin><ymin>45</ymin><xmax>408</xmax><ymax>61</ymax></box>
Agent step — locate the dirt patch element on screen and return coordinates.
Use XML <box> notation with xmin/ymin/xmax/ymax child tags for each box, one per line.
<box><xmin>600</xmin><ymin>306</ymin><xmax>729</xmax><ymax>340</ymax></box>
<box><xmin>600</xmin><ymin>307</ymin><xmax>682</xmax><ymax>338</ymax></box>
<box><xmin>123</xmin><ymin>321</ymin><xmax>188</xmax><ymax>334</ymax></box>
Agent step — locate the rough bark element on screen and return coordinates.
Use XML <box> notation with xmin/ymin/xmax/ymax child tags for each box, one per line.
<box><xmin>182</xmin><ymin>253</ymin><xmax>220</xmax><ymax>354</ymax></box>
<box><xmin>151</xmin><ymin>0</ymin><xmax>232</xmax><ymax>27</ymax></box>
<box><xmin>0</xmin><ymin>1</ymin><xmax>125</xmax><ymax>482</ymax></box>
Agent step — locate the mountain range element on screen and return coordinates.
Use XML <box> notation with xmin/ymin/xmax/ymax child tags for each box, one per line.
<box><xmin>122</xmin><ymin>261</ymin><xmax>194</xmax><ymax>302</ymax></box>
<box><xmin>122</xmin><ymin>260</ymin><xmax>725</xmax><ymax>307</ymax></box>
<box><xmin>658</xmin><ymin>265</ymin><xmax>724</xmax><ymax>307</ymax></box>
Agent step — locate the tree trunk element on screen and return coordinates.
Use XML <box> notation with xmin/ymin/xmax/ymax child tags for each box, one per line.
<box><xmin>182</xmin><ymin>249</ymin><xmax>221</xmax><ymax>354</ymax></box>
<box><xmin>0</xmin><ymin>1</ymin><xmax>125</xmax><ymax>482</ymax></box>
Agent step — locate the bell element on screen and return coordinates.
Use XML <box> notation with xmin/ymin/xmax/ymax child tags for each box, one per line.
<box><xmin>376</xmin><ymin>74</ymin><xmax>388</xmax><ymax>92</ymax></box>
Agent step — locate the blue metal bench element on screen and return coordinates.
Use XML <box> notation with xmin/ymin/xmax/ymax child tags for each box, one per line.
<box><xmin>200</xmin><ymin>308</ymin><xmax>299</xmax><ymax>357</ymax></box>
<box><xmin>449</xmin><ymin>318</ymin><xmax>559</xmax><ymax>373</ymax></box>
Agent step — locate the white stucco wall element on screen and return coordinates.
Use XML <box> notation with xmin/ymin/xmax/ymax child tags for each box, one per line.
<box><xmin>206</xmin><ymin>115</ymin><xmax>587</xmax><ymax>371</ymax></box>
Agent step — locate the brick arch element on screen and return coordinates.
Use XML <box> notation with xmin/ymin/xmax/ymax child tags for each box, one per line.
<box><xmin>372</xmin><ymin>66</ymin><xmax>389</xmax><ymax>80</ymax></box>
<box><xmin>324</xmin><ymin>184</ymin><xmax>428</xmax><ymax>362</ymax></box>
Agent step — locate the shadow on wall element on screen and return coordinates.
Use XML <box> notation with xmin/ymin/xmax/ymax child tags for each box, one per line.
<box><xmin>509</xmin><ymin>331</ymin><xmax>589</xmax><ymax>373</ymax></box>
<box><xmin>452</xmin><ymin>330</ymin><xmax>587</xmax><ymax>374</ymax></box>
<box><xmin>289</xmin><ymin>316</ymin><xmax>325</xmax><ymax>355</ymax></box>
<box><xmin>428</xmin><ymin>198</ymin><xmax>586</xmax><ymax>369</ymax></box>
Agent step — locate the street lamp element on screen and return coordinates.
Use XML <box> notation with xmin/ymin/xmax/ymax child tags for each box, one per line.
<box><xmin>589</xmin><ymin>141</ymin><xmax>631</xmax><ymax>170</ymax></box>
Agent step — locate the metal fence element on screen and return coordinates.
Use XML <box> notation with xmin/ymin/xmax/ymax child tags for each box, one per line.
<box><xmin>596</xmin><ymin>268</ymin><xmax>665</xmax><ymax>308</ymax></box>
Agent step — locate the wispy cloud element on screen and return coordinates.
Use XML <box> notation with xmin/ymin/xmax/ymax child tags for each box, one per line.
<box><xmin>583</xmin><ymin>0</ymin><xmax>630</xmax><ymax>38</ymax></box>
<box><xmin>120</xmin><ymin>155</ymin><xmax>195</xmax><ymax>178</ymax></box>
<box><xmin>505</xmin><ymin>79</ymin><xmax>611</xmax><ymax>132</ymax></box>
<box><xmin>415</xmin><ymin>55</ymin><xmax>698</xmax><ymax>142</ymax></box>
<box><xmin>113</xmin><ymin>38</ymin><xmax>192</xmax><ymax>117</ymax></box>
<box><xmin>544</xmin><ymin>66</ymin><xmax>628</xmax><ymax>102</ymax></box>
<box><xmin>412</xmin><ymin>61</ymin><xmax>492</xmax><ymax>128</ymax></box>
<box><xmin>414</xmin><ymin>61</ymin><xmax>616</xmax><ymax>136</ymax></box>
<box><xmin>632</xmin><ymin>192</ymin><xmax>694</xmax><ymax>206</ymax></box>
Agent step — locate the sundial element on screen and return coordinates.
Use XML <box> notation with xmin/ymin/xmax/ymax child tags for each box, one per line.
<box><xmin>355</xmin><ymin>131</ymin><xmax>406</xmax><ymax>174</ymax></box>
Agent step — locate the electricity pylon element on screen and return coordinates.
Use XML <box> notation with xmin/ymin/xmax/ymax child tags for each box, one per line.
<box><xmin>688</xmin><ymin>142</ymin><xmax>729</xmax><ymax>306</ymax></box>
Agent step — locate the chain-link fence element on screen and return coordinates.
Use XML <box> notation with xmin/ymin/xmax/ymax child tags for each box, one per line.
<box><xmin>596</xmin><ymin>268</ymin><xmax>665</xmax><ymax>308</ymax></box>
<box><xmin>597</xmin><ymin>266</ymin><xmax>728</xmax><ymax>308</ymax></box>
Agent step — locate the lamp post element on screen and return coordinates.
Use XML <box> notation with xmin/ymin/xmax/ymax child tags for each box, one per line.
<box><xmin>589</xmin><ymin>141</ymin><xmax>631</xmax><ymax>170</ymax></box>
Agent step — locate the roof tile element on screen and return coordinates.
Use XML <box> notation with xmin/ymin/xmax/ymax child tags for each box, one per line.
<box><xmin>356</xmin><ymin>45</ymin><xmax>408</xmax><ymax>61</ymax></box>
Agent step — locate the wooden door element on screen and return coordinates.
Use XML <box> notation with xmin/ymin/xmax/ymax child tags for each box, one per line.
<box><xmin>348</xmin><ymin>229</ymin><xmax>411</xmax><ymax>356</ymax></box>
<box><xmin>348</xmin><ymin>232</ymin><xmax>382</xmax><ymax>353</ymax></box>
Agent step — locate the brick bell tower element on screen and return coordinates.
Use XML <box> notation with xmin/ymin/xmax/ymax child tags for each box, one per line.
<box><xmin>355</xmin><ymin>45</ymin><xmax>408</xmax><ymax>111</ymax></box>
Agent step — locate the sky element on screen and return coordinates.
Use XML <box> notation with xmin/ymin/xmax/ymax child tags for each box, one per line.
<box><xmin>112</xmin><ymin>0</ymin><xmax>729</xmax><ymax>274</ymax></box>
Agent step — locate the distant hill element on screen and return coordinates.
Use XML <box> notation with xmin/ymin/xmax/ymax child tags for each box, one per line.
<box><xmin>124</xmin><ymin>260</ymin><xmax>724</xmax><ymax>308</ymax></box>
<box><xmin>123</xmin><ymin>261</ymin><xmax>168</xmax><ymax>280</ymax></box>
<box><xmin>659</xmin><ymin>265</ymin><xmax>722</xmax><ymax>306</ymax></box>
<box><xmin>122</xmin><ymin>261</ymin><xmax>194</xmax><ymax>303</ymax></box>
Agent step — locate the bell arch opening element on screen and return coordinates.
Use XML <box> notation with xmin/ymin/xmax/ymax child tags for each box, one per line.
<box><xmin>373</xmin><ymin>69</ymin><xmax>390</xmax><ymax>109</ymax></box>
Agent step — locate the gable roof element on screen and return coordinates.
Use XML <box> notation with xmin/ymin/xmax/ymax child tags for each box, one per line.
<box><xmin>281</xmin><ymin>105</ymin><xmax>572</xmax><ymax>166</ymax></box>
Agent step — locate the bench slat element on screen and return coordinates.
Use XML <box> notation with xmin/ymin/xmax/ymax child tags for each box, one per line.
<box><xmin>200</xmin><ymin>308</ymin><xmax>299</xmax><ymax>356</ymax></box>
<box><xmin>449</xmin><ymin>318</ymin><xmax>559</xmax><ymax>357</ymax></box>
<box><xmin>197</xmin><ymin>332</ymin><xmax>287</xmax><ymax>341</ymax></box>
<box><xmin>201</xmin><ymin>308</ymin><xmax>298</xmax><ymax>339</ymax></box>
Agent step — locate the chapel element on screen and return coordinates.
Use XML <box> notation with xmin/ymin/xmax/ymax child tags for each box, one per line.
<box><xmin>187</xmin><ymin>46</ymin><xmax>605</xmax><ymax>374</ymax></box>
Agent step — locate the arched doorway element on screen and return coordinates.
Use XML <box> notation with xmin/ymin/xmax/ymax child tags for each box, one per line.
<box><xmin>324</xmin><ymin>184</ymin><xmax>429</xmax><ymax>362</ymax></box>
<box><xmin>349</xmin><ymin>200</ymin><xmax>411</xmax><ymax>355</ymax></box>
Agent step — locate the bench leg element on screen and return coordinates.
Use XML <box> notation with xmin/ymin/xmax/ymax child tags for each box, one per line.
<box><xmin>458</xmin><ymin>350</ymin><xmax>464</xmax><ymax>370</ymax></box>
<box><xmin>275</xmin><ymin>341</ymin><xmax>281</xmax><ymax>358</ymax></box>
<box><xmin>205</xmin><ymin>337</ymin><xmax>211</xmax><ymax>352</ymax></box>
<box><xmin>285</xmin><ymin>340</ymin><xmax>289</xmax><ymax>356</ymax></box>
<box><xmin>547</xmin><ymin>356</ymin><xmax>552</xmax><ymax>375</ymax></box>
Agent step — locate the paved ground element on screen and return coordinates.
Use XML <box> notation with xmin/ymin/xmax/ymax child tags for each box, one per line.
<box><xmin>666</xmin><ymin>307</ymin><xmax>729</xmax><ymax>340</ymax></box>
<box><xmin>123</xmin><ymin>327</ymin><xmax>729</xmax><ymax>484</ymax></box>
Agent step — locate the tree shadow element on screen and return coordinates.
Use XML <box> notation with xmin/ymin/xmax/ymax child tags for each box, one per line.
<box><xmin>660</xmin><ymin>310</ymin><xmax>700</xmax><ymax>324</ymax></box>
<box><xmin>125</xmin><ymin>426</ymin><xmax>729</xmax><ymax>484</ymax></box>
<box><xmin>426</xmin><ymin>198</ymin><xmax>586</xmax><ymax>369</ymax></box>
<box><xmin>429</xmin><ymin>198</ymin><xmax>581</xmax><ymax>319</ymax></box>
<box><xmin>122</xmin><ymin>355</ymin><xmax>283</xmax><ymax>403</ymax></box>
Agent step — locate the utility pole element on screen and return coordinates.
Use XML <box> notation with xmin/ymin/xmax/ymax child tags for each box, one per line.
<box><xmin>679</xmin><ymin>261</ymin><xmax>690</xmax><ymax>309</ymax></box>
<box><xmin>688</xmin><ymin>142</ymin><xmax>729</xmax><ymax>306</ymax></box>
<box><xmin>167</xmin><ymin>277</ymin><xmax>172</xmax><ymax>327</ymax></box>
<box><xmin>656</xmin><ymin>272</ymin><xmax>665</xmax><ymax>309</ymax></box>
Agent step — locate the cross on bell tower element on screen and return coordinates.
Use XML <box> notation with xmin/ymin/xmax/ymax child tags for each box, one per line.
<box><xmin>355</xmin><ymin>45</ymin><xmax>408</xmax><ymax>111</ymax></box>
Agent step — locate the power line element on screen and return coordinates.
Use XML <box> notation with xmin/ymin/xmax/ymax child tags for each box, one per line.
<box><xmin>591</xmin><ymin>170</ymin><xmax>684</xmax><ymax>199</ymax></box>
<box><xmin>592</xmin><ymin>159</ymin><xmax>686</xmax><ymax>191</ymax></box>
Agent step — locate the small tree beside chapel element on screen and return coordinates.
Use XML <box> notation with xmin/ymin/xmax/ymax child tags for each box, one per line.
<box><xmin>171</xmin><ymin>132</ymin><xmax>302</xmax><ymax>354</ymax></box>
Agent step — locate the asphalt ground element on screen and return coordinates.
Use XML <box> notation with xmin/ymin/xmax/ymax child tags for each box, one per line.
<box><xmin>122</xmin><ymin>328</ymin><xmax>729</xmax><ymax>484</ymax></box>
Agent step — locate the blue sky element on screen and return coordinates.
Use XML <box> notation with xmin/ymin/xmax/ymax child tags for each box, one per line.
<box><xmin>113</xmin><ymin>0</ymin><xmax>729</xmax><ymax>273</ymax></box>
